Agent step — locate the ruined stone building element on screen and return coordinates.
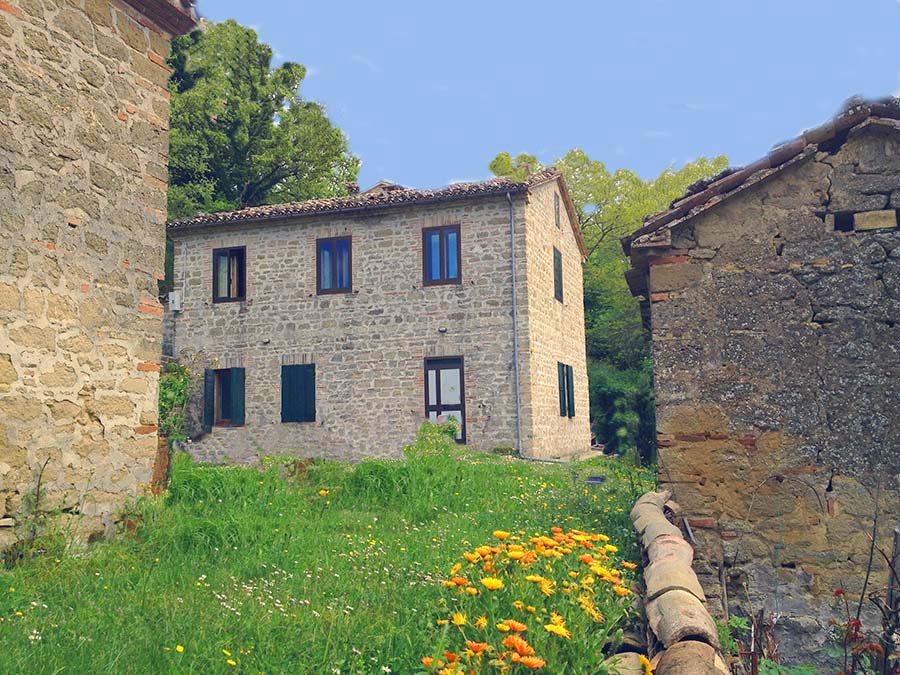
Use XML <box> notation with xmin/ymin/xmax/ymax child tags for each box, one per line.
<box><xmin>0</xmin><ymin>0</ymin><xmax>196</xmax><ymax>549</ymax></box>
<box><xmin>165</xmin><ymin>170</ymin><xmax>592</xmax><ymax>462</ymax></box>
<box><xmin>624</xmin><ymin>99</ymin><xmax>900</xmax><ymax>666</ymax></box>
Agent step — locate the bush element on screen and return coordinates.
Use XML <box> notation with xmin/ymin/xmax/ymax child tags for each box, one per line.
<box><xmin>588</xmin><ymin>359</ymin><xmax>655</xmax><ymax>462</ymax></box>
<box><xmin>158</xmin><ymin>361</ymin><xmax>192</xmax><ymax>444</ymax></box>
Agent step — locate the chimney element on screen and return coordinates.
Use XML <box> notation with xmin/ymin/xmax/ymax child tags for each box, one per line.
<box><xmin>345</xmin><ymin>181</ymin><xmax>359</xmax><ymax>195</ymax></box>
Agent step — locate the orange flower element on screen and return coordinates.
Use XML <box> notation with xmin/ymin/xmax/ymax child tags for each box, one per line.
<box><xmin>444</xmin><ymin>651</ymin><xmax>458</xmax><ymax>662</ymax></box>
<box><xmin>422</xmin><ymin>656</ymin><xmax>434</xmax><ymax>667</ymax></box>
<box><xmin>493</xmin><ymin>530</ymin><xmax>511</xmax><ymax>540</ymax></box>
<box><xmin>578</xmin><ymin>554</ymin><xmax>594</xmax><ymax>564</ymax></box>
<box><xmin>502</xmin><ymin>634</ymin><xmax>535</xmax><ymax>656</ymax></box>
<box><xmin>613</xmin><ymin>585</ymin><xmax>631</xmax><ymax>597</ymax></box>
<box><xmin>622</xmin><ymin>561</ymin><xmax>638</xmax><ymax>570</ymax></box>
<box><xmin>504</xmin><ymin>619</ymin><xmax>528</xmax><ymax>632</ymax></box>
<box><xmin>518</xmin><ymin>656</ymin><xmax>546</xmax><ymax>670</ymax></box>
<box><xmin>451</xmin><ymin>576</ymin><xmax>469</xmax><ymax>586</ymax></box>
<box><xmin>465</xmin><ymin>640</ymin><xmax>488</xmax><ymax>654</ymax></box>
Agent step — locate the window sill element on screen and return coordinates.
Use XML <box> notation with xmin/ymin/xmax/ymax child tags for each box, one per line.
<box><xmin>212</xmin><ymin>297</ymin><xmax>246</xmax><ymax>304</ymax></box>
<box><xmin>316</xmin><ymin>288</ymin><xmax>353</xmax><ymax>295</ymax></box>
<box><xmin>422</xmin><ymin>278</ymin><xmax>463</xmax><ymax>288</ymax></box>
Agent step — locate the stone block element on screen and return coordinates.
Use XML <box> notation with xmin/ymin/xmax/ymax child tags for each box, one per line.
<box><xmin>853</xmin><ymin>209</ymin><xmax>897</xmax><ymax>231</ymax></box>
<box><xmin>650</xmin><ymin>260</ymin><xmax>702</xmax><ymax>292</ymax></box>
<box><xmin>645</xmin><ymin>589</ymin><xmax>720</xmax><ymax>649</ymax></box>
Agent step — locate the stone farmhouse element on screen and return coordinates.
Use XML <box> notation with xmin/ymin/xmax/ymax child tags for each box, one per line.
<box><xmin>0</xmin><ymin>0</ymin><xmax>196</xmax><ymax>550</ymax></box>
<box><xmin>165</xmin><ymin>169</ymin><xmax>592</xmax><ymax>462</ymax></box>
<box><xmin>624</xmin><ymin>99</ymin><xmax>900</xmax><ymax>666</ymax></box>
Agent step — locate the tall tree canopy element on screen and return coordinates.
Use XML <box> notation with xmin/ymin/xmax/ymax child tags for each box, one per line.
<box><xmin>167</xmin><ymin>20</ymin><xmax>359</xmax><ymax>220</ymax></box>
<box><xmin>490</xmin><ymin>150</ymin><xmax>728</xmax><ymax>459</ymax></box>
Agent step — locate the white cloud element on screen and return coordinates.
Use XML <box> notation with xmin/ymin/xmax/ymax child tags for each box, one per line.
<box><xmin>350</xmin><ymin>53</ymin><xmax>382</xmax><ymax>74</ymax></box>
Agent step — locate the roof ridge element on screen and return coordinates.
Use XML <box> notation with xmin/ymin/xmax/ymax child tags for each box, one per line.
<box><xmin>167</xmin><ymin>168</ymin><xmax>562</xmax><ymax>230</ymax></box>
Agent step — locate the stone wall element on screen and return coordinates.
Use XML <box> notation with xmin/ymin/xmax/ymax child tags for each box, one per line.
<box><xmin>168</xmin><ymin>184</ymin><xmax>591</xmax><ymax>462</ymax></box>
<box><xmin>643</xmin><ymin>124</ymin><xmax>900</xmax><ymax>667</ymax></box>
<box><xmin>0</xmin><ymin>0</ymin><xmax>186</xmax><ymax>548</ymax></box>
<box><xmin>523</xmin><ymin>181</ymin><xmax>592</xmax><ymax>457</ymax></box>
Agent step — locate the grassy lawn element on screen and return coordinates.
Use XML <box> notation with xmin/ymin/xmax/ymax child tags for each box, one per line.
<box><xmin>0</xmin><ymin>425</ymin><xmax>654</xmax><ymax>674</ymax></box>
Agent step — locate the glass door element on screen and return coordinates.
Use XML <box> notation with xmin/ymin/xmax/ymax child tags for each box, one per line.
<box><xmin>424</xmin><ymin>357</ymin><xmax>466</xmax><ymax>443</ymax></box>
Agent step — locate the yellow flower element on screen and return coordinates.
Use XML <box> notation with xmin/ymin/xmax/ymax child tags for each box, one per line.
<box><xmin>526</xmin><ymin>605</ymin><xmax>536</xmax><ymax>613</ymax></box>
<box><xmin>450</xmin><ymin>563</ymin><xmax>462</xmax><ymax>575</ymax></box>
<box><xmin>480</xmin><ymin>577</ymin><xmax>503</xmax><ymax>591</ymax></box>
<box><xmin>496</xmin><ymin>622</ymin><xmax>511</xmax><ymax>632</ymax></box>
<box><xmin>226</xmin><ymin>659</ymin><xmax>237</xmax><ymax>667</ymax></box>
<box><xmin>538</xmin><ymin>579</ymin><xmax>555</xmax><ymax>596</ymax></box>
<box><xmin>604</xmin><ymin>544</ymin><xmax>619</xmax><ymax>553</ymax></box>
<box><xmin>613</xmin><ymin>585</ymin><xmax>631</xmax><ymax>596</ymax></box>
<box><xmin>513</xmin><ymin>600</ymin><xmax>525</xmax><ymax>610</ymax></box>
<box><xmin>549</xmin><ymin>612</ymin><xmax>565</xmax><ymax>626</ymax></box>
<box><xmin>474</xmin><ymin>614</ymin><xmax>488</xmax><ymax>630</ymax></box>
<box><xmin>493</xmin><ymin>530</ymin><xmax>511</xmax><ymax>540</ymax></box>
<box><xmin>639</xmin><ymin>654</ymin><xmax>653</xmax><ymax>675</ymax></box>
<box><xmin>622</xmin><ymin>561</ymin><xmax>638</xmax><ymax>570</ymax></box>
<box><xmin>452</xmin><ymin>612</ymin><xmax>467</xmax><ymax>626</ymax></box>
<box><xmin>525</xmin><ymin>575</ymin><xmax>546</xmax><ymax>584</ymax></box>
<box><xmin>508</xmin><ymin>550</ymin><xmax>526</xmax><ymax>560</ymax></box>
<box><xmin>223</xmin><ymin>649</ymin><xmax>232</xmax><ymax>657</ymax></box>
<box><xmin>465</xmin><ymin>587</ymin><xmax>479</xmax><ymax>596</ymax></box>
<box><xmin>544</xmin><ymin>623</ymin><xmax>571</xmax><ymax>639</ymax></box>
<box><xmin>317</xmin><ymin>489</ymin><xmax>329</xmax><ymax>497</ymax></box>
<box><xmin>175</xmin><ymin>645</ymin><xmax>184</xmax><ymax>653</ymax></box>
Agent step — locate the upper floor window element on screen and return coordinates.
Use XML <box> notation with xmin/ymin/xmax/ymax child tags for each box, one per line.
<box><xmin>554</xmin><ymin>193</ymin><xmax>561</xmax><ymax>229</ymax></box>
<box><xmin>213</xmin><ymin>247</ymin><xmax>246</xmax><ymax>303</ymax></box>
<box><xmin>423</xmin><ymin>224</ymin><xmax>461</xmax><ymax>286</ymax></box>
<box><xmin>317</xmin><ymin>237</ymin><xmax>352</xmax><ymax>294</ymax></box>
<box><xmin>553</xmin><ymin>247</ymin><xmax>563</xmax><ymax>303</ymax></box>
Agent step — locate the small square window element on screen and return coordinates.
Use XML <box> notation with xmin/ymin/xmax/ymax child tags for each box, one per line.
<box><xmin>423</xmin><ymin>225</ymin><xmax>461</xmax><ymax>286</ymax></box>
<box><xmin>212</xmin><ymin>247</ymin><xmax>246</xmax><ymax>302</ymax></box>
<box><xmin>317</xmin><ymin>237</ymin><xmax>352</xmax><ymax>294</ymax></box>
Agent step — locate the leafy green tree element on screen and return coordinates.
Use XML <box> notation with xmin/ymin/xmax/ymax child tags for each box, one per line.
<box><xmin>490</xmin><ymin>150</ymin><xmax>728</xmax><ymax>460</ymax></box>
<box><xmin>167</xmin><ymin>20</ymin><xmax>359</xmax><ymax>220</ymax></box>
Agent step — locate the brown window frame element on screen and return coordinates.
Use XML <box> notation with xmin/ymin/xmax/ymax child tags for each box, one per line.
<box><xmin>424</xmin><ymin>356</ymin><xmax>466</xmax><ymax>443</ymax></box>
<box><xmin>212</xmin><ymin>246</ymin><xmax>246</xmax><ymax>303</ymax></box>
<box><xmin>316</xmin><ymin>236</ymin><xmax>353</xmax><ymax>295</ymax></box>
<box><xmin>422</xmin><ymin>224</ymin><xmax>462</xmax><ymax>287</ymax></box>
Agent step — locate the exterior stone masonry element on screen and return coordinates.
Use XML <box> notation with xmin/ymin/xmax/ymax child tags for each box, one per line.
<box><xmin>167</xmin><ymin>177</ymin><xmax>591</xmax><ymax>462</ymax></box>
<box><xmin>626</xmin><ymin>114</ymin><xmax>900</xmax><ymax>668</ymax></box>
<box><xmin>0</xmin><ymin>0</ymin><xmax>194</xmax><ymax>550</ymax></box>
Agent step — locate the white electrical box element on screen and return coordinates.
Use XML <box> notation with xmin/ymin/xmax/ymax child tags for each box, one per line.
<box><xmin>169</xmin><ymin>290</ymin><xmax>183</xmax><ymax>312</ymax></box>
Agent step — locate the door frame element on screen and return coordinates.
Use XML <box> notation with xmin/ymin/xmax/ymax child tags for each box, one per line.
<box><xmin>424</xmin><ymin>356</ymin><xmax>466</xmax><ymax>443</ymax></box>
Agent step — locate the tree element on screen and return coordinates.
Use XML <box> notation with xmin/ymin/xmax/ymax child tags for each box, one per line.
<box><xmin>167</xmin><ymin>20</ymin><xmax>359</xmax><ymax>220</ymax></box>
<box><xmin>490</xmin><ymin>150</ymin><xmax>728</xmax><ymax>460</ymax></box>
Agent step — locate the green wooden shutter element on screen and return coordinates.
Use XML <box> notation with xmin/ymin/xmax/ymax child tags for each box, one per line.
<box><xmin>553</xmin><ymin>248</ymin><xmax>563</xmax><ymax>302</ymax></box>
<box><xmin>558</xmin><ymin>362</ymin><xmax>567</xmax><ymax>417</ymax></box>
<box><xmin>282</xmin><ymin>365</ymin><xmax>315</xmax><ymax>423</ymax></box>
<box><xmin>203</xmin><ymin>368</ymin><xmax>215</xmax><ymax>433</ymax></box>
<box><xmin>566</xmin><ymin>365</ymin><xmax>575</xmax><ymax>418</ymax></box>
<box><xmin>301</xmin><ymin>364</ymin><xmax>316</xmax><ymax>422</ymax></box>
<box><xmin>230</xmin><ymin>368</ymin><xmax>245</xmax><ymax>426</ymax></box>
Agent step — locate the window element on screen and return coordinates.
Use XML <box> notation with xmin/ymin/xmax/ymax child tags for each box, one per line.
<box><xmin>281</xmin><ymin>364</ymin><xmax>316</xmax><ymax>423</ymax></box>
<box><xmin>425</xmin><ymin>357</ymin><xmax>466</xmax><ymax>443</ymax></box>
<box><xmin>553</xmin><ymin>247</ymin><xmax>563</xmax><ymax>302</ymax></box>
<box><xmin>317</xmin><ymin>237</ymin><xmax>352</xmax><ymax>294</ymax></box>
<box><xmin>554</xmin><ymin>192</ymin><xmax>561</xmax><ymax>229</ymax></box>
<box><xmin>558</xmin><ymin>362</ymin><xmax>575</xmax><ymax>418</ymax></box>
<box><xmin>203</xmin><ymin>367</ymin><xmax>245</xmax><ymax>430</ymax></box>
<box><xmin>423</xmin><ymin>225</ymin><xmax>461</xmax><ymax>286</ymax></box>
<box><xmin>212</xmin><ymin>247</ymin><xmax>246</xmax><ymax>302</ymax></box>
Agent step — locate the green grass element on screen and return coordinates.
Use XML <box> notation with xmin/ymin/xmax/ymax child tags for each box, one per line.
<box><xmin>0</xmin><ymin>425</ymin><xmax>654</xmax><ymax>674</ymax></box>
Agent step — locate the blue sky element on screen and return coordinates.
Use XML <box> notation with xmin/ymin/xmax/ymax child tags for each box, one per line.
<box><xmin>198</xmin><ymin>0</ymin><xmax>900</xmax><ymax>190</ymax></box>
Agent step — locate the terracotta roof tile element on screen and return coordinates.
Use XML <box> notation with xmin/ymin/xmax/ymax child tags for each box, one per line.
<box><xmin>168</xmin><ymin>168</ymin><xmax>563</xmax><ymax>232</ymax></box>
<box><xmin>623</xmin><ymin>96</ymin><xmax>900</xmax><ymax>254</ymax></box>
